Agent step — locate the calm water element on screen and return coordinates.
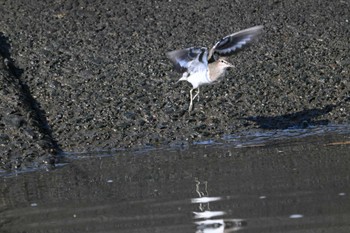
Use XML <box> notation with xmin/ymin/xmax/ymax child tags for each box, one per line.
<box><xmin>1</xmin><ymin>125</ymin><xmax>350</xmax><ymax>233</ymax></box>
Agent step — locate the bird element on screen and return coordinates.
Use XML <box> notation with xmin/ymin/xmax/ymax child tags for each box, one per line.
<box><xmin>166</xmin><ymin>25</ymin><xmax>263</xmax><ymax>112</ymax></box>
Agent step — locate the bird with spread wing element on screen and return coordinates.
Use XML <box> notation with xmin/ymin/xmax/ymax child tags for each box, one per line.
<box><xmin>166</xmin><ymin>25</ymin><xmax>263</xmax><ymax>112</ymax></box>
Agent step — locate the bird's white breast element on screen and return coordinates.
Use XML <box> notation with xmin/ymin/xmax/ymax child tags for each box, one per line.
<box><xmin>186</xmin><ymin>69</ymin><xmax>211</xmax><ymax>89</ymax></box>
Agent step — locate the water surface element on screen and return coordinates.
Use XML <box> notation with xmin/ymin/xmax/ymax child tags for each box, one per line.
<box><xmin>1</xmin><ymin>126</ymin><xmax>350</xmax><ymax>233</ymax></box>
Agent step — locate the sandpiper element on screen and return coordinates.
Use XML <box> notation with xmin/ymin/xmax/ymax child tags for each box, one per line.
<box><xmin>166</xmin><ymin>25</ymin><xmax>263</xmax><ymax>112</ymax></box>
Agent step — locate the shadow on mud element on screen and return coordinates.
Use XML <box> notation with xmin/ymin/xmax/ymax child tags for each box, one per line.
<box><xmin>0</xmin><ymin>33</ymin><xmax>60</xmax><ymax>165</ymax></box>
<box><xmin>244</xmin><ymin>104</ymin><xmax>336</xmax><ymax>129</ymax></box>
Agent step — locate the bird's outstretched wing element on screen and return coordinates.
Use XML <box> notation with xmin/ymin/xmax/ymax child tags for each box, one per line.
<box><xmin>166</xmin><ymin>47</ymin><xmax>208</xmax><ymax>74</ymax></box>
<box><xmin>208</xmin><ymin>25</ymin><xmax>263</xmax><ymax>62</ymax></box>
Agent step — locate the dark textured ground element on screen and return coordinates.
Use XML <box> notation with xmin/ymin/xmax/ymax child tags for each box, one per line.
<box><xmin>0</xmin><ymin>0</ymin><xmax>349</xmax><ymax>170</ymax></box>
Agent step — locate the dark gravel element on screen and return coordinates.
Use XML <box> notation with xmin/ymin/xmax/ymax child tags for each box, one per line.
<box><xmin>0</xmin><ymin>0</ymin><xmax>349</xmax><ymax>170</ymax></box>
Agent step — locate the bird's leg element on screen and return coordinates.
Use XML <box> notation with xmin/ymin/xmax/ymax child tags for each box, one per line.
<box><xmin>189</xmin><ymin>88</ymin><xmax>194</xmax><ymax>112</ymax></box>
<box><xmin>193</xmin><ymin>87</ymin><xmax>200</xmax><ymax>102</ymax></box>
<box><xmin>198</xmin><ymin>88</ymin><xmax>200</xmax><ymax>102</ymax></box>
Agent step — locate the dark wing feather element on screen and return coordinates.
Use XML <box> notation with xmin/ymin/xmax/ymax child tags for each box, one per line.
<box><xmin>208</xmin><ymin>25</ymin><xmax>263</xmax><ymax>61</ymax></box>
<box><xmin>166</xmin><ymin>47</ymin><xmax>208</xmax><ymax>73</ymax></box>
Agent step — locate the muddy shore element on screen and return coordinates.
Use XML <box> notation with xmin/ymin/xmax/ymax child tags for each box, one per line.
<box><xmin>0</xmin><ymin>0</ymin><xmax>349</xmax><ymax>170</ymax></box>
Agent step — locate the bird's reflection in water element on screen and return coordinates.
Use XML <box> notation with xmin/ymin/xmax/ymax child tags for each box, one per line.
<box><xmin>192</xmin><ymin>178</ymin><xmax>247</xmax><ymax>233</ymax></box>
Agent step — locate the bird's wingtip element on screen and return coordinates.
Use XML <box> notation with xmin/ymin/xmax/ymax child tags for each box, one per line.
<box><xmin>247</xmin><ymin>25</ymin><xmax>264</xmax><ymax>33</ymax></box>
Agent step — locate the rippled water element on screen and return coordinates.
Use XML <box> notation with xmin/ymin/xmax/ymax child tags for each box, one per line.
<box><xmin>1</xmin><ymin>125</ymin><xmax>350</xmax><ymax>233</ymax></box>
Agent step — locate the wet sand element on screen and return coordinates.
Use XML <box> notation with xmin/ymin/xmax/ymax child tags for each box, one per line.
<box><xmin>0</xmin><ymin>1</ymin><xmax>349</xmax><ymax>168</ymax></box>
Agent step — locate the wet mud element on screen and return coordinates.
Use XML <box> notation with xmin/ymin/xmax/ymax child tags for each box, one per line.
<box><xmin>0</xmin><ymin>0</ymin><xmax>349</xmax><ymax>169</ymax></box>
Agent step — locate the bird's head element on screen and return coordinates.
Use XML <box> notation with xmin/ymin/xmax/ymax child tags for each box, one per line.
<box><xmin>217</xmin><ymin>58</ymin><xmax>234</xmax><ymax>69</ymax></box>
